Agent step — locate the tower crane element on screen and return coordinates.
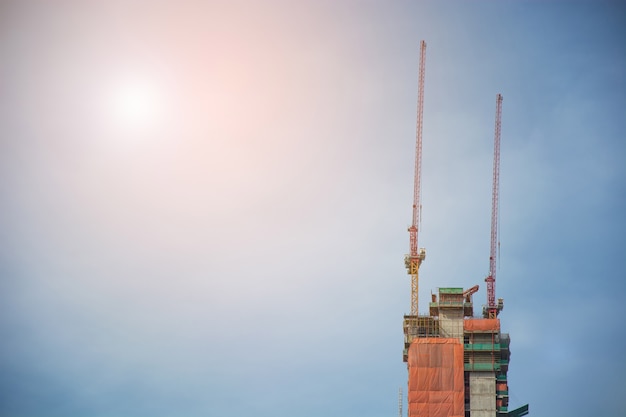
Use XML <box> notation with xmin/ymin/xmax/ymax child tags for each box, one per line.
<box><xmin>484</xmin><ymin>93</ymin><xmax>504</xmax><ymax>319</ymax></box>
<box><xmin>404</xmin><ymin>40</ymin><xmax>427</xmax><ymax>317</ymax></box>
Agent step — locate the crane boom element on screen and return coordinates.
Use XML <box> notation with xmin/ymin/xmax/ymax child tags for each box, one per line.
<box><xmin>485</xmin><ymin>93</ymin><xmax>503</xmax><ymax>318</ymax></box>
<box><xmin>410</xmin><ymin>40</ymin><xmax>426</xmax><ymax>255</ymax></box>
<box><xmin>406</xmin><ymin>40</ymin><xmax>427</xmax><ymax>317</ymax></box>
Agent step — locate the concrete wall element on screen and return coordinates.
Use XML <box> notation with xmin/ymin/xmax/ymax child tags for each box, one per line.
<box><xmin>439</xmin><ymin>308</ymin><xmax>464</xmax><ymax>343</ymax></box>
<box><xmin>469</xmin><ymin>372</ymin><xmax>495</xmax><ymax>417</ymax></box>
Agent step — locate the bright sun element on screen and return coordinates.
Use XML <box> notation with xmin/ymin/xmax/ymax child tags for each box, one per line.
<box><xmin>105</xmin><ymin>75</ymin><xmax>163</xmax><ymax>135</ymax></box>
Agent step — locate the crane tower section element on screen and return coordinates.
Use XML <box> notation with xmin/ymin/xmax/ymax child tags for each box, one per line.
<box><xmin>485</xmin><ymin>93</ymin><xmax>504</xmax><ymax>319</ymax></box>
<box><xmin>405</xmin><ymin>40</ymin><xmax>427</xmax><ymax>318</ymax></box>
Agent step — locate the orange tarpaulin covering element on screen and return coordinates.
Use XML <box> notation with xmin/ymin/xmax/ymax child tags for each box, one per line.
<box><xmin>407</xmin><ymin>338</ymin><xmax>464</xmax><ymax>417</ymax></box>
<box><xmin>464</xmin><ymin>318</ymin><xmax>500</xmax><ymax>331</ymax></box>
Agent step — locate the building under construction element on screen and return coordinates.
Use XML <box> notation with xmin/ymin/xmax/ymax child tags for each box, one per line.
<box><xmin>401</xmin><ymin>41</ymin><xmax>528</xmax><ymax>417</ymax></box>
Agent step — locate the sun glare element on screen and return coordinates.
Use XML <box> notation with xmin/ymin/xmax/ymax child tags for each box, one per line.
<box><xmin>103</xmin><ymin>75</ymin><xmax>165</xmax><ymax>137</ymax></box>
<box><xmin>113</xmin><ymin>82</ymin><xmax>158</xmax><ymax>127</ymax></box>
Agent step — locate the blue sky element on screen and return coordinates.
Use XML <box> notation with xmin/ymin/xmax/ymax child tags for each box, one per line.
<box><xmin>0</xmin><ymin>1</ymin><xmax>624</xmax><ymax>416</ymax></box>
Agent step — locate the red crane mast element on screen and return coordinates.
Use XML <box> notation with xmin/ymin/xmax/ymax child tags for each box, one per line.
<box><xmin>485</xmin><ymin>93</ymin><xmax>503</xmax><ymax>319</ymax></box>
<box><xmin>405</xmin><ymin>40</ymin><xmax>427</xmax><ymax>317</ymax></box>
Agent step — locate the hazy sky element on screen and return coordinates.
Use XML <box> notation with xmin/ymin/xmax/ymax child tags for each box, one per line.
<box><xmin>1</xmin><ymin>1</ymin><xmax>624</xmax><ymax>416</ymax></box>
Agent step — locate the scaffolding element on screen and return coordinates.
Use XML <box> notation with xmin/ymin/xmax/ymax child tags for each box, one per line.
<box><xmin>403</xmin><ymin>315</ymin><xmax>440</xmax><ymax>362</ymax></box>
<box><xmin>462</xmin><ymin>318</ymin><xmax>513</xmax><ymax>416</ymax></box>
